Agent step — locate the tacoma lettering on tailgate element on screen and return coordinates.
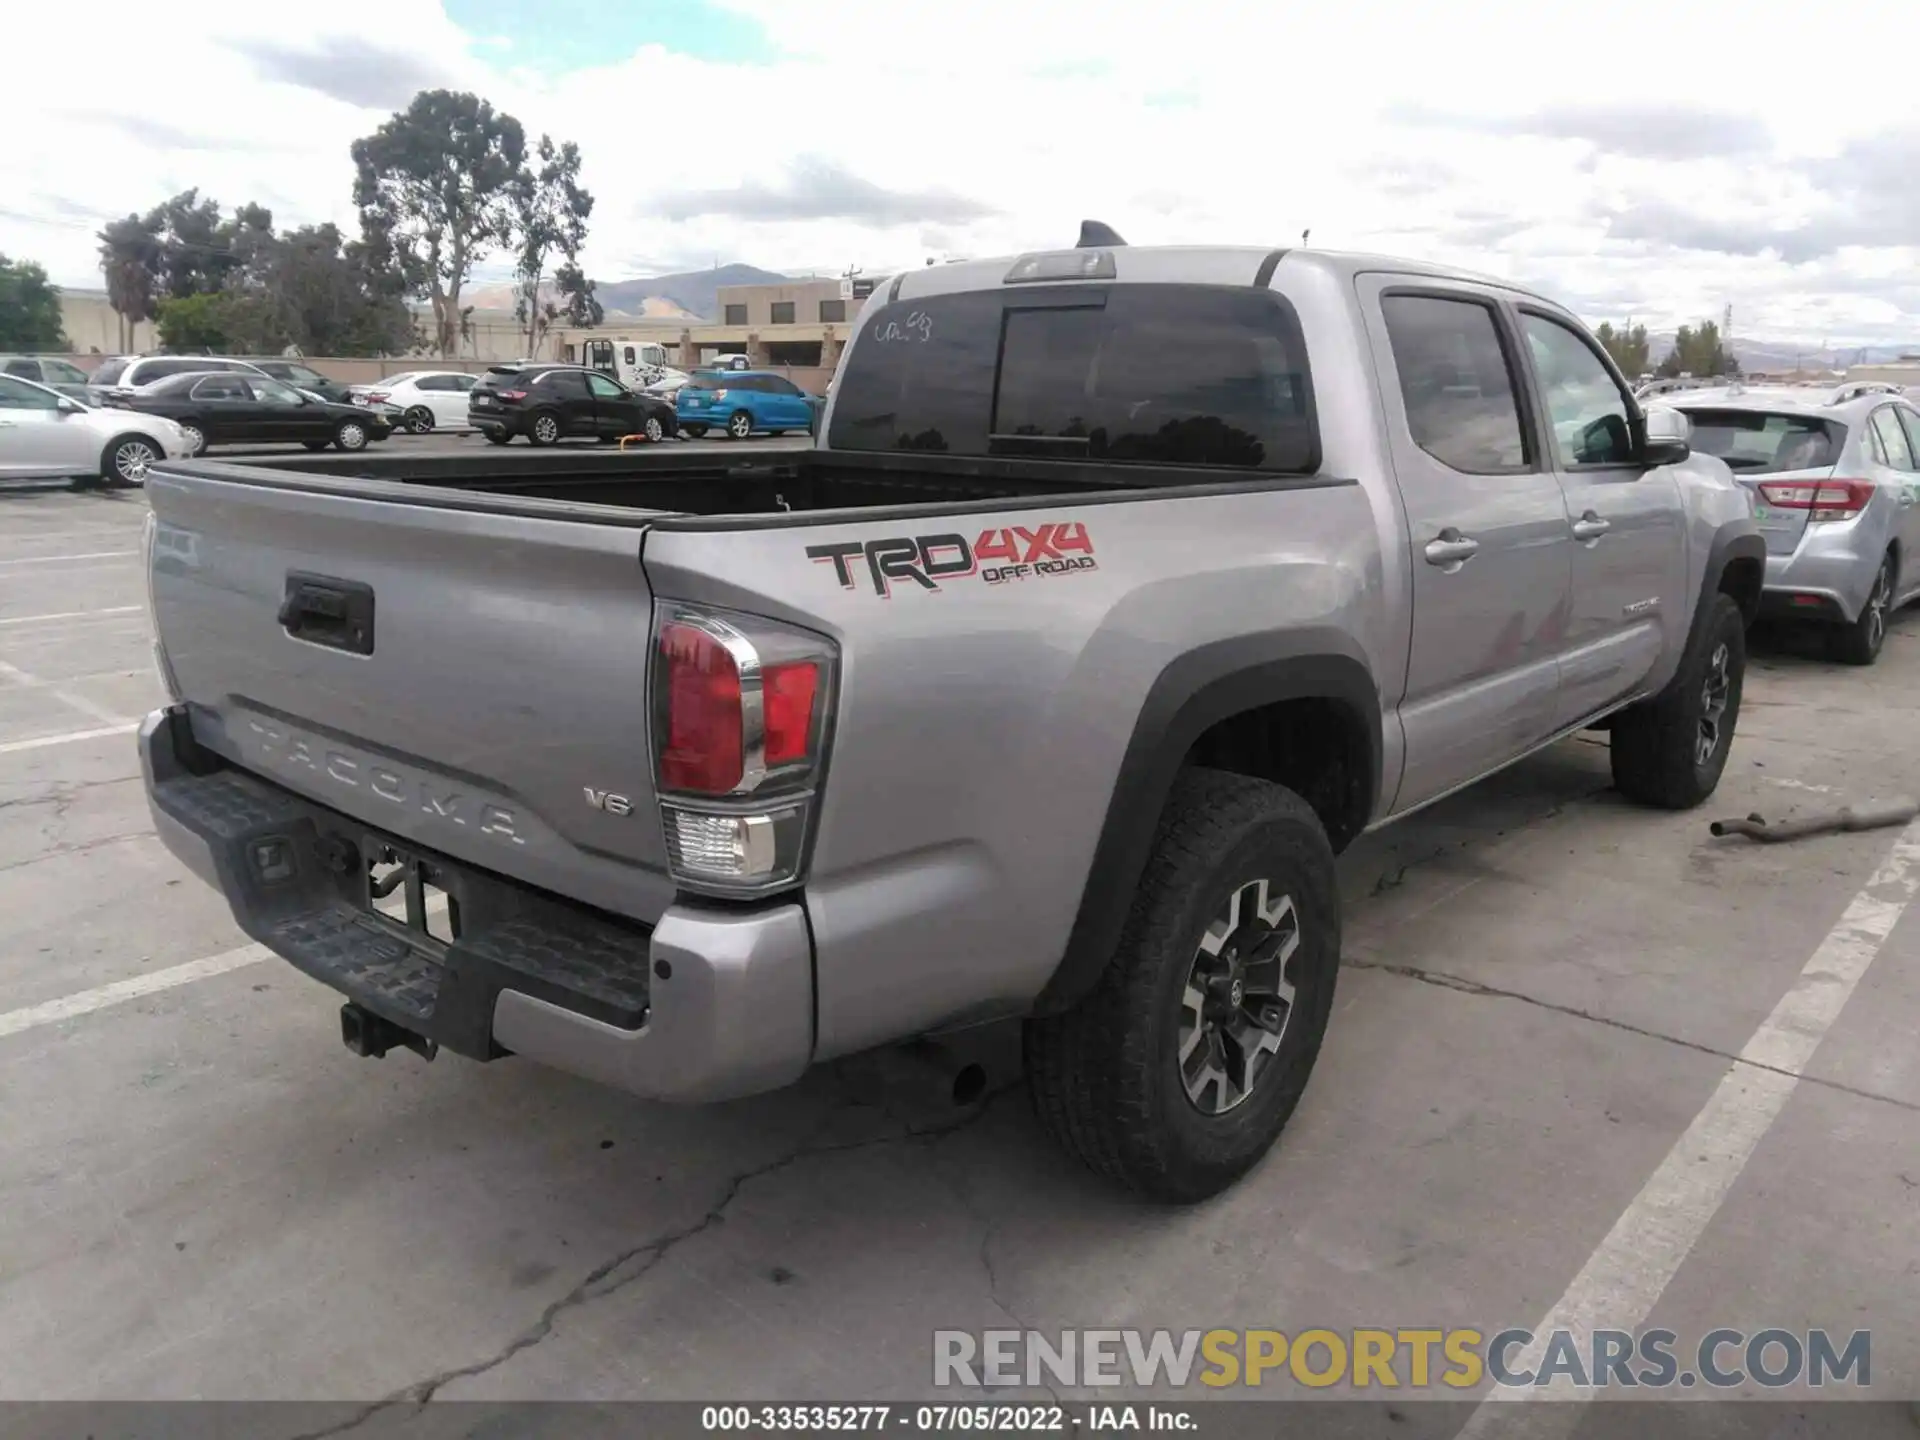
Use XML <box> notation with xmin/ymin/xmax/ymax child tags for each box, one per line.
<box><xmin>806</xmin><ymin>523</ymin><xmax>1097</xmax><ymax>598</ymax></box>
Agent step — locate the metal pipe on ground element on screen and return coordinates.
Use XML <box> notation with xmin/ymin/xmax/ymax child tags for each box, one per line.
<box><xmin>1709</xmin><ymin>797</ymin><xmax>1919</xmax><ymax>843</ymax></box>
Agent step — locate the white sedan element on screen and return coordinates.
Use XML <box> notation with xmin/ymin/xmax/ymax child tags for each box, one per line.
<box><xmin>0</xmin><ymin>373</ymin><xmax>192</xmax><ymax>487</ymax></box>
<box><xmin>361</xmin><ymin>371</ymin><xmax>480</xmax><ymax>433</ymax></box>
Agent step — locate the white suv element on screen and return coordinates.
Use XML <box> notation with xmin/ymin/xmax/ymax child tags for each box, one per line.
<box><xmin>85</xmin><ymin>354</ymin><xmax>270</xmax><ymax>407</ymax></box>
<box><xmin>0</xmin><ymin>373</ymin><xmax>191</xmax><ymax>486</ymax></box>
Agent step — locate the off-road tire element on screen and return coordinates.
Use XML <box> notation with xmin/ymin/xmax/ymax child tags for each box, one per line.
<box><xmin>1024</xmin><ymin>768</ymin><xmax>1341</xmax><ymax>1203</ymax></box>
<box><xmin>1826</xmin><ymin>550</ymin><xmax>1895</xmax><ymax>666</ymax></box>
<box><xmin>1611</xmin><ymin>592</ymin><xmax>1745</xmax><ymax>809</ymax></box>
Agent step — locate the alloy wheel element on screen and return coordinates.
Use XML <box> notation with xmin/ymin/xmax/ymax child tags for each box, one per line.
<box><xmin>645</xmin><ymin>416</ymin><xmax>664</xmax><ymax>442</ymax></box>
<box><xmin>114</xmin><ymin>439</ymin><xmax>157</xmax><ymax>484</ymax></box>
<box><xmin>1867</xmin><ymin>560</ymin><xmax>1892</xmax><ymax>653</ymax></box>
<box><xmin>1177</xmin><ymin>878</ymin><xmax>1301</xmax><ymax>1115</ymax></box>
<box><xmin>1696</xmin><ymin>640</ymin><xmax>1732</xmax><ymax>766</ymax></box>
<box><xmin>534</xmin><ymin>415</ymin><xmax>560</xmax><ymax>443</ymax></box>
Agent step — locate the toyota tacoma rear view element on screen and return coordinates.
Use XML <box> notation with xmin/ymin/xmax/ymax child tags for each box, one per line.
<box><xmin>138</xmin><ymin>234</ymin><xmax>1763</xmax><ymax>1201</ymax></box>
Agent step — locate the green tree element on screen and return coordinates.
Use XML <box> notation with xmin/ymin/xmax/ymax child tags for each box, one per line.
<box><xmin>554</xmin><ymin>260</ymin><xmax>603</xmax><ymax>329</ymax></box>
<box><xmin>96</xmin><ymin>212</ymin><xmax>164</xmax><ymax>350</ymax></box>
<box><xmin>509</xmin><ymin>135</ymin><xmax>595</xmax><ymax>355</ymax></box>
<box><xmin>0</xmin><ymin>254</ymin><xmax>69</xmax><ymax>350</ymax></box>
<box><xmin>1594</xmin><ymin>321</ymin><xmax>1651</xmax><ymax>378</ymax></box>
<box><xmin>1656</xmin><ymin>320</ymin><xmax>1739</xmax><ymax>379</ymax></box>
<box><xmin>352</xmin><ymin>89</ymin><xmax>527</xmax><ymax>357</ymax></box>
<box><xmin>259</xmin><ymin>223</ymin><xmax>417</xmax><ymax>356</ymax></box>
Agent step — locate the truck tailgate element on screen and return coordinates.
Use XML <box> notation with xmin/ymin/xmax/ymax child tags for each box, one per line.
<box><xmin>145</xmin><ymin>467</ymin><xmax>676</xmax><ymax>924</ymax></box>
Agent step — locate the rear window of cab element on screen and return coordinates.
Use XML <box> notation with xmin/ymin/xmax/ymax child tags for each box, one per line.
<box><xmin>828</xmin><ymin>283</ymin><xmax>1318</xmax><ymax>474</ymax></box>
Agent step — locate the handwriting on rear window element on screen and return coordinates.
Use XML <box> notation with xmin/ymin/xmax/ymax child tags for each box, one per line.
<box><xmin>873</xmin><ymin>312</ymin><xmax>934</xmax><ymax>344</ymax></box>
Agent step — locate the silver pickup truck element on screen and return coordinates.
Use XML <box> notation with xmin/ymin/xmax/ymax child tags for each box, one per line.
<box><xmin>139</xmin><ymin>238</ymin><xmax>1763</xmax><ymax>1202</ymax></box>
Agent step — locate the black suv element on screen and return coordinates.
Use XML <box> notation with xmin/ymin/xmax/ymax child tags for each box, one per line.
<box><xmin>468</xmin><ymin>363</ymin><xmax>678</xmax><ymax>446</ymax></box>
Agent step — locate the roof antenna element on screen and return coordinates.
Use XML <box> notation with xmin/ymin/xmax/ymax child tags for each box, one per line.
<box><xmin>1076</xmin><ymin>220</ymin><xmax>1127</xmax><ymax>249</ymax></box>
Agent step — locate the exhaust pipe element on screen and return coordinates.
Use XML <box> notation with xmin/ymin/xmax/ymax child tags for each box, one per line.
<box><xmin>1710</xmin><ymin>797</ymin><xmax>1918</xmax><ymax>843</ymax></box>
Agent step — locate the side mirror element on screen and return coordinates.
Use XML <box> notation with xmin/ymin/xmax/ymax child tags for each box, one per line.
<box><xmin>1639</xmin><ymin>406</ymin><xmax>1691</xmax><ymax>467</ymax></box>
<box><xmin>55</xmin><ymin>397</ymin><xmax>83</xmax><ymax>415</ymax></box>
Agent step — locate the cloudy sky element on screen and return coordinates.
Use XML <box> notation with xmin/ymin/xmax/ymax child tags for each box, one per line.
<box><xmin>6</xmin><ymin>0</ymin><xmax>1919</xmax><ymax>346</ymax></box>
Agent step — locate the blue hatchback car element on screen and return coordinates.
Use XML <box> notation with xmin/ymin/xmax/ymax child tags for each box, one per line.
<box><xmin>676</xmin><ymin>370</ymin><xmax>822</xmax><ymax>439</ymax></box>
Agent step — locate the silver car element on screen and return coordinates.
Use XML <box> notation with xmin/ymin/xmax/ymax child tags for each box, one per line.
<box><xmin>1674</xmin><ymin>382</ymin><xmax>1920</xmax><ymax>664</ymax></box>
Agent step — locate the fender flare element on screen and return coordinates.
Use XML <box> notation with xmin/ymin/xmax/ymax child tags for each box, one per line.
<box><xmin>1033</xmin><ymin>630</ymin><xmax>1382</xmax><ymax>1015</ymax></box>
<box><xmin>1697</xmin><ymin>522</ymin><xmax>1767</xmax><ymax>633</ymax></box>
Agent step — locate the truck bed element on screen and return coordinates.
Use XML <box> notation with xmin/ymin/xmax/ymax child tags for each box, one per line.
<box><xmin>195</xmin><ymin>445</ymin><xmax>1310</xmax><ymax>527</ymax></box>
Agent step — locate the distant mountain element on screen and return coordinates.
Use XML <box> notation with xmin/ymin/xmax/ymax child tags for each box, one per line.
<box><xmin>598</xmin><ymin>265</ymin><xmax>795</xmax><ymax>321</ymax></box>
<box><xmin>461</xmin><ymin>265</ymin><xmax>796</xmax><ymax>322</ymax></box>
<box><xmin>1641</xmin><ymin>331</ymin><xmax>1920</xmax><ymax>375</ymax></box>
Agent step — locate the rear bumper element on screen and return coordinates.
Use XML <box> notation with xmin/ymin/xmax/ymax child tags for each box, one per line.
<box><xmin>139</xmin><ymin>706</ymin><xmax>814</xmax><ymax>1103</ymax></box>
<box><xmin>1760</xmin><ymin>524</ymin><xmax>1884</xmax><ymax>623</ymax></box>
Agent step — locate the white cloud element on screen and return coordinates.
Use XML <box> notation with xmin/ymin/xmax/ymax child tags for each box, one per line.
<box><xmin>5</xmin><ymin>0</ymin><xmax>1919</xmax><ymax>345</ymax></box>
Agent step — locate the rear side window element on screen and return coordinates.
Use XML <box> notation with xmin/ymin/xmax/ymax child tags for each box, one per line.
<box><xmin>1380</xmin><ymin>294</ymin><xmax>1529</xmax><ymax>474</ymax></box>
<box><xmin>1898</xmin><ymin>407</ymin><xmax>1920</xmax><ymax>464</ymax></box>
<box><xmin>1683</xmin><ymin>410</ymin><xmax>1845</xmax><ymax>473</ymax></box>
<box><xmin>830</xmin><ymin>284</ymin><xmax>1317</xmax><ymax>473</ymax></box>
<box><xmin>1870</xmin><ymin>407</ymin><xmax>1917</xmax><ymax>471</ymax></box>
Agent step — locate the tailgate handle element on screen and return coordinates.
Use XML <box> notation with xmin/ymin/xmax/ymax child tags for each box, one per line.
<box><xmin>279</xmin><ymin>572</ymin><xmax>375</xmax><ymax>655</ymax></box>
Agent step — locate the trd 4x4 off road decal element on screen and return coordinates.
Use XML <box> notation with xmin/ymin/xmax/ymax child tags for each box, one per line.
<box><xmin>806</xmin><ymin>523</ymin><xmax>1098</xmax><ymax>598</ymax></box>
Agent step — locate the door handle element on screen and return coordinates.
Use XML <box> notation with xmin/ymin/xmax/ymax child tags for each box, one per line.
<box><xmin>1571</xmin><ymin>512</ymin><xmax>1611</xmax><ymax>543</ymax></box>
<box><xmin>1424</xmin><ymin>529</ymin><xmax>1480</xmax><ymax>569</ymax></box>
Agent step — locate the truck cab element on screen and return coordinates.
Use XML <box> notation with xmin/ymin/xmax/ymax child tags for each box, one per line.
<box><xmin>580</xmin><ymin>338</ymin><xmax>673</xmax><ymax>389</ymax></box>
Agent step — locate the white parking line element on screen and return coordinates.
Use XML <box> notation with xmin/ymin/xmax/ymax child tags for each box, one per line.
<box><xmin>0</xmin><ymin>606</ymin><xmax>143</xmax><ymax>627</ymax></box>
<box><xmin>0</xmin><ymin>550</ymin><xmax>138</xmax><ymax>567</ymax></box>
<box><xmin>0</xmin><ymin>723</ymin><xmax>137</xmax><ymax>755</ymax></box>
<box><xmin>0</xmin><ymin>943</ymin><xmax>268</xmax><ymax>1040</ymax></box>
<box><xmin>1459</xmin><ymin>818</ymin><xmax>1920</xmax><ymax>1435</ymax></box>
<box><xmin>0</xmin><ymin>899</ymin><xmax>451</xmax><ymax>1043</ymax></box>
<box><xmin>0</xmin><ymin>658</ymin><xmax>128</xmax><ymax>726</ymax></box>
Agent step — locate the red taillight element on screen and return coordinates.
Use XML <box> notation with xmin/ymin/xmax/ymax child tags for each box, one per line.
<box><xmin>1759</xmin><ymin>478</ymin><xmax>1872</xmax><ymax>521</ymax></box>
<box><xmin>367</xmin><ymin>391</ymin><xmax>390</xmax><ymax>404</ymax></box>
<box><xmin>763</xmin><ymin>661</ymin><xmax>820</xmax><ymax>766</ymax></box>
<box><xmin>499</xmin><ymin>389</ymin><xmax>528</xmax><ymax>401</ymax></box>
<box><xmin>658</xmin><ymin>622</ymin><xmax>744</xmax><ymax>794</ymax></box>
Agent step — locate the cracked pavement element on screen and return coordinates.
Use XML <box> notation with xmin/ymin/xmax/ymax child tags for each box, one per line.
<box><xmin>3</xmin><ymin>488</ymin><xmax>1919</xmax><ymax>1415</ymax></box>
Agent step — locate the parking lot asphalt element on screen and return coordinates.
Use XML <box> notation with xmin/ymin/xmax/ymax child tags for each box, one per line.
<box><xmin>2</xmin><ymin>484</ymin><xmax>1918</xmax><ymax>1427</ymax></box>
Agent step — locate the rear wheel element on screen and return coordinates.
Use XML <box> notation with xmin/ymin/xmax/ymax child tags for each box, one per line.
<box><xmin>1024</xmin><ymin>769</ymin><xmax>1340</xmax><ymax>1202</ymax></box>
<box><xmin>102</xmin><ymin>435</ymin><xmax>159</xmax><ymax>488</ymax></box>
<box><xmin>726</xmin><ymin>410</ymin><xmax>753</xmax><ymax>440</ymax></box>
<box><xmin>643</xmin><ymin>416</ymin><xmax>665</xmax><ymax>443</ymax></box>
<box><xmin>403</xmin><ymin>406</ymin><xmax>434</xmax><ymax>435</ymax></box>
<box><xmin>528</xmin><ymin>411</ymin><xmax>561</xmax><ymax>446</ymax></box>
<box><xmin>1611</xmin><ymin>592</ymin><xmax>1746</xmax><ymax>808</ymax></box>
<box><xmin>334</xmin><ymin>419</ymin><xmax>370</xmax><ymax>452</ymax></box>
<box><xmin>1827</xmin><ymin>551</ymin><xmax>1895</xmax><ymax>666</ymax></box>
<box><xmin>683</xmin><ymin>424</ymin><xmax>708</xmax><ymax>439</ymax></box>
<box><xmin>483</xmin><ymin>429</ymin><xmax>511</xmax><ymax>446</ymax></box>
<box><xmin>302</xmin><ymin>440</ymin><xmax>330</xmax><ymax>451</ymax></box>
<box><xmin>177</xmin><ymin>423</ymin><xmax>206</xmax><ymax>457</ymax></box>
